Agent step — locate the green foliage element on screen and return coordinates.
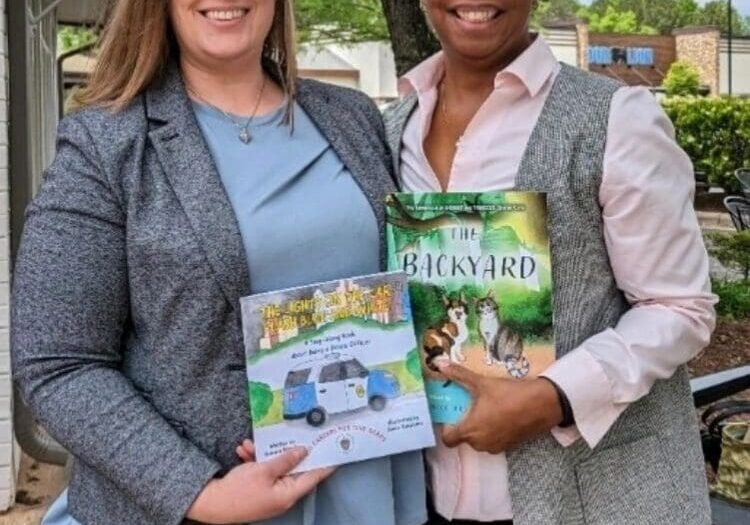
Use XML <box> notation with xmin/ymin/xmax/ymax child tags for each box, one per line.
<box><xmin>249</xmin><ymin>381</ymin><xmax>274</xmax><ymax>421</ymax></box>
<box><xmin>662</xmin><ymin>97</ymin><xmax>750</xmax><ymax>193</ymax></box>
<box><xmin>57</xmin><ymin>25</ymin><xmax>97</xmax><ymax>55</ymax></box>
<box><xmin>497</xmin><ymin>288</ymin><xmax>554</xmax><ymax>339</ymax></box>
<box><xmin>407</xmin><ymin>282</ymin><xmax>552</xmax><ymax>343</ymax></box>
<box><xmin>408</xmin><ymin>282</ymin><xmax>448</xmax><ymax>339</ymax></box>
<box><xmin>584</xmin><ymin>0</ymin><xmax>749</xmax><ymax>36</ymax></box>
<box><xmin>532</xmin><ymin>0</ymin><xmax>582</xmax><ymax>28</ymax></box>
<box><xmin>295</xmin><ymin>0</ymin><xmax>389</xmax><ymax>44</ymax></box>
<box><xmin>252</xmin><ymin>390</ymin><xmax>284</xmax><ymax>428</ymax></box>
<box><xmin>712</xmin><ymin>279</ymin><xmax>750</xmax><ymax>319</ymax></box>
<box><xmin>663</xmin><ymin>61</ymin><xmax>702</xmax><ymax>97</ymax></box>
<box><xmin>405</xmin><ymin>348</ymin><xmax>423</xmax><ymax>381</ymax></box>
<box><xmin>700</xmin><ymin>1</ymin><xmax>750</xmax><ymax>37</ymax></box>
<box><xmin>581</xmin><ymin>0</ymin><xmax>699</xmax><ymax>34</ymax></box>
<box><xmin>379</xmin><ymin>355</ymin><xmax>425</xmax><ymax>394</ymax></box>
<box><xmin>579</xmin><ymin>4</ymin><xmax>657</xmax><ymax>34</ymax></box>
<box><xmin>709</xmin><ymin>231</ymin><xmax>750</xmax><ymax>282</ymax></box>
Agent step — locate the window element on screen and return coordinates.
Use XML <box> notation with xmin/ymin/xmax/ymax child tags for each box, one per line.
<box><xmin>320</xmin><ymin>363</ymin><xmax>344</xmax><ymax>383</ymax></box>
<box><xmin>285</xmin><ymin>369</ymin><xmax>311</xmax><ymax>388</ymax></box>
<box><xmin>343</xmin><ymin>359</ymin><xmax>368</xmax><ymax>379</ymax></box>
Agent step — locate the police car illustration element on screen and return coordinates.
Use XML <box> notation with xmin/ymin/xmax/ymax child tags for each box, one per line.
<box><xmin>283</xmin><ymin>354</ymin><xmax>402</xmax><ymax>427</ymax></box>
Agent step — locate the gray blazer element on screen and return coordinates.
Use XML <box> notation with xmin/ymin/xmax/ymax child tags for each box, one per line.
<box><xmin>11</xmin><ymin>64</ymin><xmax>397</xmax><ymax>525</ymax></box>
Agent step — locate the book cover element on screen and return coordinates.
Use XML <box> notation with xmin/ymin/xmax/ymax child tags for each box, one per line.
<box><xmin>241</xmin><ymin>271</ymin><xmax>435</xmax><ymax>472</ymax></box>
<box><xmin>386</xmin><ymin>192</ymin><xmax>555</xmax><ymax>424</ymax></box>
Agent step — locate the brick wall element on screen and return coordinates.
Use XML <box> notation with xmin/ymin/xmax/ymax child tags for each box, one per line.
<box><xmin>676</xmin><ymin>27</ymin><xmax>721</xmax><ymax>96</ymax></box>
<box><xmin>576</xmin><ymin>23</ymin><xmax>589</xmax><ymax>71</ymax></box>
<box><xmin>0</xmin><ymin>0</ymin><xmax>16</xmax><ymax>512</ymax></box>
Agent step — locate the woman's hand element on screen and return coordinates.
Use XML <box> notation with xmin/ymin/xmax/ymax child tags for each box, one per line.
<box><xmin>187</xmin><ymin>443</ymin><xmax>334</xmax><ymax>524</ymax></box>
<box><xmin>437</xmin><ymin>362</ymin><xmax>563</xmax><ymax>454</ymax></box>
<box><xmin>236</xmin><ymin>439</ymin><xmax>256</xmax><ymax>462</ymax></box>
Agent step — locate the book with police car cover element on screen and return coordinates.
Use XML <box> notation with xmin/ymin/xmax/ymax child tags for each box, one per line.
<box><xmin>386</xmin><ymin>192</ymin><xmax>555</xmax><ymax>425</ymax></box>
<box><xmin>241</xmin><ymin>271</ymin><xmax>435</xmax><ymax>472</ymax></box>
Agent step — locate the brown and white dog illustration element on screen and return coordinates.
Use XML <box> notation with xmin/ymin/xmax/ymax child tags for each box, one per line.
<box><xmin>422</xmin><ymin>293</ymin><xmax>469</xmax><ymax>371</ymax></box>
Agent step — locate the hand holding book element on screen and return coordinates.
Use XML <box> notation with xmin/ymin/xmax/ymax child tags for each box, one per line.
<box><xmin>187</xmin><ymin>445</ymin><xmax>334</xmax><ymax>524</ymax></box>
<box><xmin>386</xmin><ymin>192</ymin><xmax>557</xmax><ymax>425</ymax></box>
<box><xmin>436</xmin><ymin>361</ymin><xmax>563</xmax><ymax>454</ymax></box>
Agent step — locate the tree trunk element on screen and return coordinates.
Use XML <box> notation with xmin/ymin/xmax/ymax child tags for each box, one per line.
<box><xmin>381</xmin><ymin>0</ymin><xmax>440</xmax><ymax>76</ymax></box>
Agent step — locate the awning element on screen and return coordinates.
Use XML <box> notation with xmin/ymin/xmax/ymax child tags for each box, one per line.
<box><xmin>57</xmin><ymin>0</ymin><xmax>108</xmax><ymax>26</ymax></box>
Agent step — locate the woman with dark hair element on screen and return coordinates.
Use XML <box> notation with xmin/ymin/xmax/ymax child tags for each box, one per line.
<box><xmin>11</xmin><ymin>1</ymin><xmax>426</xmax><ymax>524</ymax></box>
<box><xmin>385</xmin><ymin>2</ymin><xmax>716</xmax><ymax>524</ymax></box>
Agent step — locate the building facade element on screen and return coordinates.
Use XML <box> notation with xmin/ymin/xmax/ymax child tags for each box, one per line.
<box><xmin>298</xmin><ymin>26</ymin><xmax>750</xmax><ymax>100</ymax></box>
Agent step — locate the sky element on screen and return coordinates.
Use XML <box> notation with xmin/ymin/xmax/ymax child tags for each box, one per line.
<box><xmin>577</xmin><ymin>0</ymin><xmax>750</xmax><ymax>16</ymax></box>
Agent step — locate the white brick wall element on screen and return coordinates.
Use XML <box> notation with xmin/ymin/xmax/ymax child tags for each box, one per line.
<box><xmin>0</xmin><ymin>0</ymin><xmax>16</xmax><ymax>512</ymax></box>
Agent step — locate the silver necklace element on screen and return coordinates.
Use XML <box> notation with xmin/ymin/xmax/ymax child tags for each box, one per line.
<box><xmin>187</xmin><ymin>76</ymin><xmax>267</xmax><ymax>144</ymax></box>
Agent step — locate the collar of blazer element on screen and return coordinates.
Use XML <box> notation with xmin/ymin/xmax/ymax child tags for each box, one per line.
<box><xmin>383</xmin><ymin>93</ymin><xmax>418</xmax><ymax>179</ymax></box>
<box><xmin>142</xmin><ymin>62</ymin><xmax>390</xmax><ymax>310</ymax></box>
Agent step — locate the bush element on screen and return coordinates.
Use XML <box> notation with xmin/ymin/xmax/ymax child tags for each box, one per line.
<box><xmin>708</xmin><ymin>230</ymin><xmax>750</xmax><ymax>282</ymax></box>
<box><xmin>712</xmin><ymin>279</ymin><xmax>750</xmax><ymax>320</ymax></box>
<box><xmin>663</xmin><ymin>61</ymin><xmax>701</xmax><ymax>97</ymax></box>
<box><xmin>663</xmin><ymin>97</ymin><xmax>750</xmax><ymax>193</ymax></box>
<box><xmin>249</xmin><ymin>381</ymin><xmax>274</xmax><ymax>421</ymax></box>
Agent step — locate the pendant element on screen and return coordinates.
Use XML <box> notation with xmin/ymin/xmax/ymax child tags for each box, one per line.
<box><xmin>239</xmin><ymin>128</ymin><xmax>252</xmax><ymax>144</ymax></box>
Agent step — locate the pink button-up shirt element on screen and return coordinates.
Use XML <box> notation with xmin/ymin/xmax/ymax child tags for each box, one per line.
<box><xmin>398</xmin><ymin>37</ymin><xmax>717</xmax><ymax>521</ymax></box>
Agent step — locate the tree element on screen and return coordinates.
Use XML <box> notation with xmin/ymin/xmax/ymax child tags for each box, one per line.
<box><xmin>709</xmin><ymin>231</ymin><xmax>750</xmax><ymax>282</ymax></box>
<box><xmin>295</xmin><ymin>0</ymin><xmax>389</xmax><ymax>43</ymax></box>
<box><xmin>379</xmin><ymin>1</ymin><xmax>440</xmax><ymax>76</ymax></box>
<box><xmin>579</xmin><ymin>4</ymin><xmax>658</xmax><ymax>34</ymax></box>
<box><xmin>698</xmin><ymin>1</ymin><xmax>750</xmax><ymax>36</ymax></box>
<box><xmin>249</xmin><ymin>381</ymin><xmax>274</xmax><ymax>422</ymax></box>
<box><xmin>295</xmin><ymin>0</ymin><xmax>438</xmax><ymax>75</ymax></box>
<box><xmin>588</xmin><ymin>0</ymin><xmax>700</xmax><ymax>34</ymax></box>
<box><xmin>532</xmin><ymin>0</ymin><xmax>583</xmax><ymax>28</ymax></box>
<box><xmin>663</xmin><ymin>60</ymin><xmax>701</xmax><ymax>96</ymax></box>
<box><xmin>406</xmin><ymin>348</ymin><xmax>423</xmax><ymax>381</ymax></box>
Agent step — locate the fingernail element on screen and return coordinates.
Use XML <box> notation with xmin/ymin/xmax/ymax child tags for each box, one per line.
<box><xmin>295</xmin><ymin>447</ymin><xmax>309</xmax><ymax>459</ymax></box>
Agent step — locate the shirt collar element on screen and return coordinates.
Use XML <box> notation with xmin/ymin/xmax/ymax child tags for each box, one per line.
<box><xmin>398</xmin><ymin>35</ymin><xmax>559</xmax><ymax>99</ymax></box>
<box><xmin>398</xmin><ymin>51</ymin><xmax>445</xmax><ymax>97</ymax></box>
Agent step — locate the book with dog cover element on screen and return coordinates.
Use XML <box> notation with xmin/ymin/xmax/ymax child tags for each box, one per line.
<box><xmin>241</xmin><ymin>271</ymin><xmax>435</xmax><ymax>472</ymax></box>
<box><xmin>386</xmin><ymin>193</ymin><xmax>555</xmax><ymax>424</ymax></box>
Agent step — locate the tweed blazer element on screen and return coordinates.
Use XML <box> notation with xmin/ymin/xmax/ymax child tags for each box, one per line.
<box><xmin>384</xmin><ymin>65</ymin><xmax>711</xmax><ymax>525</ymax></box>
<box><xmin>11</xmin><ymin>65</ymin><xmax>397</xmax><ymax>525</ymax></box>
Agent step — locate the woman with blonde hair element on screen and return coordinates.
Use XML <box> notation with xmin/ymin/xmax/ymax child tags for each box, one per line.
<box><xmin>12</xmin><ymin>1</ymin><xmax>426</xmax><ymax>524</ymax></box>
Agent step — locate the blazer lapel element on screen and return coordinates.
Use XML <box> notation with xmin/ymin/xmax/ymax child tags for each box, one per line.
<box><xmin>145</xmin><ymin>64</ymin><xmax>251</xmax><ymax>308</ymax></box>
<box><xmin>383</xmin><ymin>93</ymin><xmax>418</xmax><ymax>180</ymax></box>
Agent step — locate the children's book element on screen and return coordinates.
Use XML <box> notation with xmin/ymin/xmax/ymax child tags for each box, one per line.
<box><xmin>386</xmin><ymin>192</ymin><xmax>555</xmax><ymax>425</ymax></box>
<box><xmin>241</xmin><ymin>271</ymin><xmax>435</xmax><ymax>472</ymax></box>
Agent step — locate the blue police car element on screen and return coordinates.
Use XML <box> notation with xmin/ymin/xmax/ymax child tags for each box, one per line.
<box><xmin>283</xmin><ymin>356</ymin><xmax>401</xmax><ymax>427</ymax></box>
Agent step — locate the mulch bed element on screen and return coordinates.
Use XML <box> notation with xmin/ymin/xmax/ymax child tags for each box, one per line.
<box><xmin>689</xmin><ymin>318</ymin><xmax>750</xmax><ymax>379</ymax></box>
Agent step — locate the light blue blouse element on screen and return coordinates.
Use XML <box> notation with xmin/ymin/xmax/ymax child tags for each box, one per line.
<box><xmin>44</xmin><ymin>101</ymin><xmax>426</xmax><ymax>525</ymax></box>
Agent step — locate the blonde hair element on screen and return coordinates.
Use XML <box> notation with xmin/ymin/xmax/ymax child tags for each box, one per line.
<box><xmin>76</xmin><ymin>0</ymin><xmax>297</xmax><ymax>114</ymax></box>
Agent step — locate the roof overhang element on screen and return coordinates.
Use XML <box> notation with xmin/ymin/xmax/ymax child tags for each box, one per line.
<box><xmin>57</xmin><ymin>0</ymin><xmax>109</xmax><ymax>26</ymax></box>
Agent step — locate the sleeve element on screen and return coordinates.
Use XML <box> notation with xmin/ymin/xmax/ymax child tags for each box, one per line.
<box><xmin>11</xmin><ymin>114</ymin><xmax>221</xmax><ymax>524</ymax></box>
<box><xmin>541</xmin><ymin>86</ymin><xmax>717</xmax><ymax>449</ymax></box>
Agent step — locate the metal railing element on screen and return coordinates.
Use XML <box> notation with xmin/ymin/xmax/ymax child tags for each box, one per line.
<box><xmin>9</xmin><ymin>0</ymin><xmax>67</xmax><ymax>467</ymax></box>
